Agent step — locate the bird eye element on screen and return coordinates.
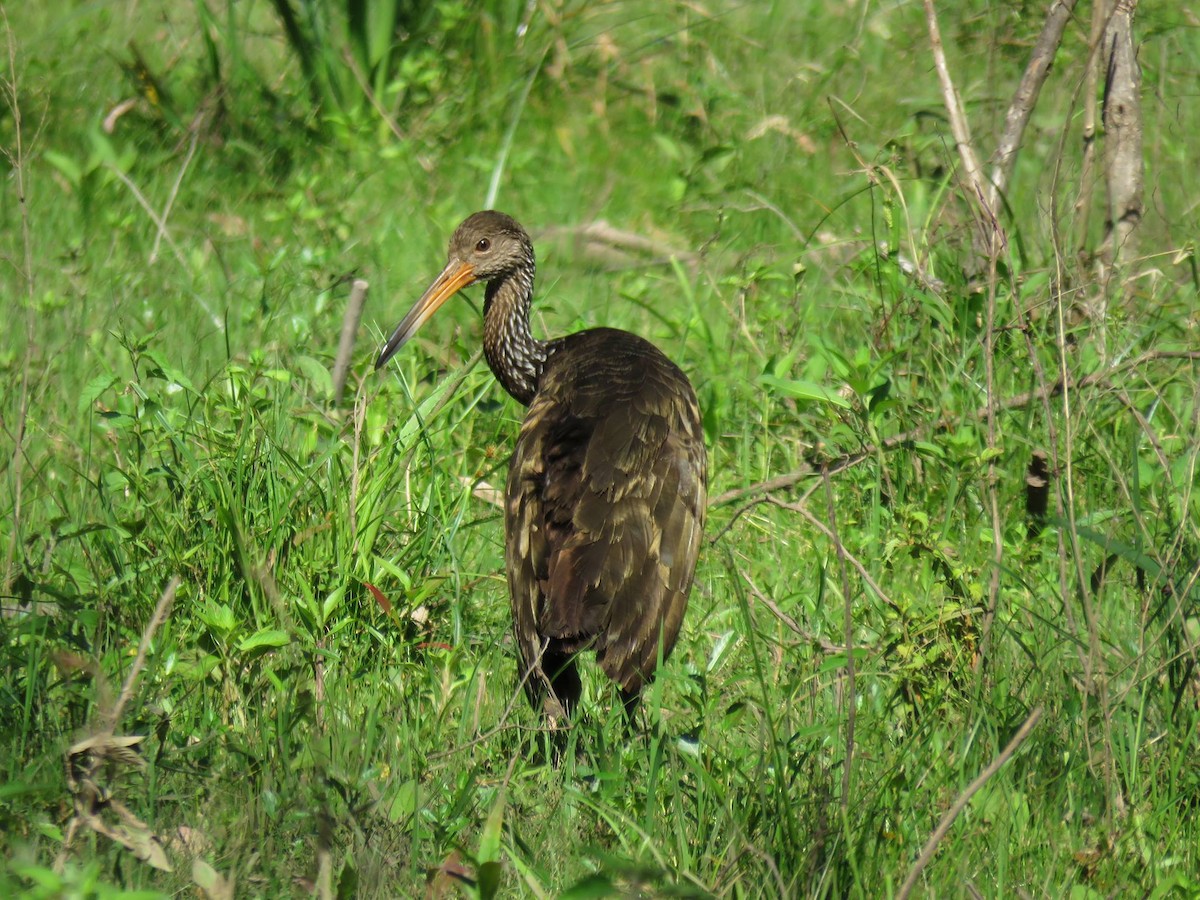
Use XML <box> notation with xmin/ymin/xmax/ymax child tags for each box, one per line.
<box><xmin>476</xmin><ymin>238</ymin><xmax>491</xmax><ymax>252</ymax></box>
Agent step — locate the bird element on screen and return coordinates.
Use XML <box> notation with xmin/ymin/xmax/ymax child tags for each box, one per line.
<box><xmin>376</xmin><ymin>210</ymin><xmax>706</xmax><ymax>721</ymax></box>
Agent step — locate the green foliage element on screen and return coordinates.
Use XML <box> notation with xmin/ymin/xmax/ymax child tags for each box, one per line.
<box><xmin>259</xmin><ymin>0</ymin><xmax>488</xmax><ymax>127</ymax></box>
<box><xmin>3</xmin><ymin>1</ymin><xmax>1200</xmax><ymax>897</ymax></box>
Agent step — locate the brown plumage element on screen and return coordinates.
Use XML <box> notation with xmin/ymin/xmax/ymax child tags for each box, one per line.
<box><xmin>376</xmin><ymin>211</ymin><xmax>706</xmax><ymax>719</ymax></box>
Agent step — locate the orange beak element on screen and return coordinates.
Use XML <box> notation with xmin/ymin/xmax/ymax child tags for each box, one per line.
<box><xmin>375</xmin><ymin>258</ymin><xmax>477</xmax><ymax>370</ymax></box>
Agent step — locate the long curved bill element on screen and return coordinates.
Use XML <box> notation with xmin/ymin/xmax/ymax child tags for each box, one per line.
<box><xmin>374</xmin><ymin>258</ymin><xmax>477</xmax><ymax>370</ymax></box>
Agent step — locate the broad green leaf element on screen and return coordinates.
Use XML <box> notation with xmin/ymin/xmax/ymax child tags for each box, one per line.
<box><xmin>238</xmin><ymin>628</ymin><xmax>291</xmax><ymax>652</ymax></box>
<box><xmin>760</xmin><ymin>374</ymin><xmax>852</xmax><ymax>408</ymax></box>
<box><xmin>44</xmin><ymin>149</ymin><xmax>83</xmax><ymax>185</ymax></box>
<box><xmin>79</xmin><ymin>374</ymin><xmax>118</xmax><ymax>415</ymax></box>
<box><xmin>559</xmin><ymin>873</ymin><xmax>619</xmax><ymax>899</ymax></box>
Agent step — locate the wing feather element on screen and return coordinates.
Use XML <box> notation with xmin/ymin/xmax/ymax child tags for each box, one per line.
<box><xmin>504</xmin><ymin>328</ymin><xmax>707</xmax><ymax>701</ymax></box>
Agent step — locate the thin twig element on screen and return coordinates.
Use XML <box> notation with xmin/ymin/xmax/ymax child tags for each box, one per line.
<box><xmin>149</xmin><ymin>126</ymin><xmax>199</xmax><ymax>265</ymax></box>
<box><xmin>821</xmin><ymin>471</ymin><xmax>857</xmax><ymax>812</ymax></box>
<box><xmin>340</xmin><ymin>46</ymin><xmax>407</xmax><ymax>143</ymax></box>
<box><xmin>1</xmin><ymin>7</ymin><xmax>35</xmax><ymax>595</ymax></box>
<box><xmin>105</xmin><ymin>165</ymin><xmax>188</xmax><ymax>268</ymax></box>
<box><xmin>897</xmin><ymin>706</ymin><xmax>1043</xmax><ymax>900</ymax></box>
<box><xmin>738</xmin><ymin>565</ymin><xmax>841</xmax><ymax>654</ymax></box>
<box><xmin>105</xmin><ymin>164</ymin><xmax>223</xmax><ymax>329</ymax></box>
<box><xmin>987</xmin><ymin>0</ymin><xmax>1079</xmax><ymax>212</ymax></box>
<box><xmin>765</xmin><ymin>496</ymin><xmax>902</xmax><ymax>614</ymax></box>
<box><xmin>711</xmin><ymin>466</ymin><xmax>816</xmax><ymax>508</ymax></box>
<box><xmin>427</xmin><ymin>656</ymin><xmax>561</xmax><ymax>762</ymax></box>
<box><xmin>979</xmin><ymin>260</ymin><xmax>1005</xmax><ymax>664</ymax></box>
<box><xmin>333</xmin><ymin>279</ymin><xmax>369</xmax><ymax>406</ymax></box>
<box><xmin>103</xmin><ymin>576</ymin><xmax>180</xmax><ymax>732</ymax></box>
<box><xmin>707</xmin><ymin>349</ymin><xmax>1200</xmax><ymax>513</ymax></box>
<box><xmin>923</xmin><ymin>0</ymin><xmax>992</xmax><ymax>217</ymax></box>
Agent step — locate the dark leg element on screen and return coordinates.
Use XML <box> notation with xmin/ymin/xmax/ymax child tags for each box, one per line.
<box><xmin>542</xmin><ymin>649</ymin><xmax>582</xmax><ymax>720</ymax></box>
<box><xmin>620</xmin><ymin>687</ymin><xmax>642</xmax><ymax>726</ymax></box>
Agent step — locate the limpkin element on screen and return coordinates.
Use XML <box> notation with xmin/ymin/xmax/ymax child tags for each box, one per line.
<box><xmin>376</xmin><ymin>211</ymin><xmax>706</xmax><ymax>720</ymax></box>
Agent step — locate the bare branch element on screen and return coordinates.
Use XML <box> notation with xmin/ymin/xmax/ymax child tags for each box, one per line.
<box><xmin>765</xmin><ymin>496</ymin><xmax>903</xmax><ymax>615</ymax></box>
<box><xmin>103</xmin><ymin>577</ymin><xmax>180</xmax><ymax>732</ymax></box>
<box><xmin>987</xmin><ymin>0</ymin><xmax>1079</xmax><ymax>211</ymax></box>
<box><xmin>897</xmin><ymin>706</ymin><xmax>1044</xmax><ymax>899</ymax></box>
<box><xmin>149</xmin><ymin>127</ymin><xmax>200</xmax><ymax>265</ymax></box>
<box><xmin>821</xmin><ymin>471</ymin><xmax>858</xmax><ymax>812</ymax></box>
<box><xmin>332</xmin><ymin>279</ymin><xmax>369</xmax><ymax>406</ymax></box>
<box><xmin>922</xmin><ymin>1</ymin><xmax>998</xmax><ymax>232</ymax></box>
<box><xmin>1073</xmin><ymin>0</ymin><xmax>1110</xmax><ymax>249</ymax></box>
<box><xmin>707</xmin><ymin>350</ymin><xmax>1200</xmax><ymax>513</ymax></box>
<box><xmin>1098</xmin><ymin>0</ymin><xmax>1143</xmax><ymax>272</ymax></box>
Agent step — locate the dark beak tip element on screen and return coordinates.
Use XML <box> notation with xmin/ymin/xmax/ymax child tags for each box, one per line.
<box><xmin>375</xmin><ymin>348</ymin><xmax>398</xmax><ymax>372</ymax></box>
<box><xmin>373</xmin><ymin>256</ymin><xmax>472</xmax><ymax>376</ymax></box>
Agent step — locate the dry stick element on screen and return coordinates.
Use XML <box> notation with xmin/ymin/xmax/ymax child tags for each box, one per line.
<box><xmin>739</xmin><ymin>564</ymin><xmax>840</xmax><ymax>652</ymax></box>
<box><xmin>765</xmin><ymin>496</ymin><xmax>902</xmax><ymax>615</ymax></box>
<box><xmin>106</xmin><ymin>165</ymin><xmax>189</xmax><ymax>269</ymax></box>
<box><xmin>711</xmin><ymin>465</ymin><xmax>816</xmax><ymax>509</ymax></box>
<box><xmin>923</xmin><ymin>0</ymin><xmax>992</xmax><ymax>218</ymax></box>
<box><xmin>979</xmin><ymin>258</ymin><xmax>1007</xmax><ymax>664</ymax></box>
<box><xmin>540</xmin><ymin>220</ymin><xmax>698</xmax><ymax>266</ymax></box>
<box><xmin>820</xmin><ymin>470</ymin><xmax>857</xmax><ymax>812</ymax></box>
<box><xmin>149</xmin><ymin>126</ymin><xmax>199</xmax><ymax>265</ymax></box>
<box><xmin>896</xmin><ymin>706</ymin><xmax>1043</xmax><ymax>900</ymax></box>
<box><xmin>332</xmin><ymin>278</ymin><xmax>369</xmax><ymax>406</ymax></box>
<box><xmin>1098</xmin><ymin>0</ymin><xmax>1144</xmax><ymax>275</ymax></box>
<box><xmin>1</xmin><ymin>9</ymin><xmax>34</xmax><ymax>595</ymax></box>
<box><xmin>986</xmin><ymin>0</ymin><xmax>1079</xmax><ymax>213</ymax></box>
<box><xmin>106</xmin><ymin>164</ymin><xmax>223</xmax><ymax>329</ymax></box>
<box><xmin>708</xmin><ymin>348</ymin><xmax>1200</xmax><ymax>514</ymax></box>
<box><xmin>1075</xmin><ymin>0</ymin><xmax>1110</xmax><ymax>252</ymax></box>
<box><xmin>101</xmin><ymin>576</ymin><xmax>180</xmax><ymax>733</ymax></box>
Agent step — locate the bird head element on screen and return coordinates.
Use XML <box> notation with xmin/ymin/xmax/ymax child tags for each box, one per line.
<box><xmin>375</xmin><ymin>210</ymin><xmax>534</xmax><ymax>370</ymax></box>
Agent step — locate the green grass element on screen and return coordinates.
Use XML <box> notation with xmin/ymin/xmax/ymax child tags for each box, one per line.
<box><xmin>3</xmin><ymin>1</ymin><xmax>1200</xmax><ymax>896</ymax></box>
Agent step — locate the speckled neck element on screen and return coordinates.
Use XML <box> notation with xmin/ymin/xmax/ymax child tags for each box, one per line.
<box><xmin>482</xmin><ymin>257</ymin><xmax>547</xmax><ymax>406</ymax></box>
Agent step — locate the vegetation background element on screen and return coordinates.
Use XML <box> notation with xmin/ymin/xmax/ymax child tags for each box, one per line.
<box><xmin>2</xmin><ymin>1</ymin><xmax>1198</xmax><ymax>896</ymax></box>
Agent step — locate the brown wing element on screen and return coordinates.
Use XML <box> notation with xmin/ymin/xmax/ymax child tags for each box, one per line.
<box><xmin>505</xmin><ymin>328</ymin><xmax>707</xmax><ymax>701</ymax></box>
